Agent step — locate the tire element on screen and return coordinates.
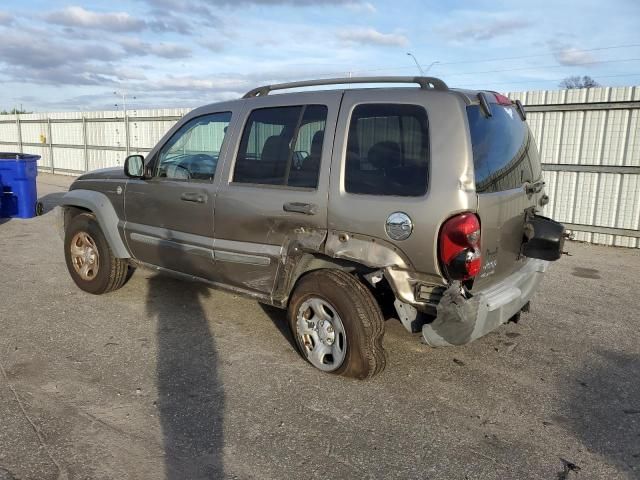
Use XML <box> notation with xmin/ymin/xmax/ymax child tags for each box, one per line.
<box><xmin>64</xmin><ymin>213</ymin><xmax>130</xmax><ymax>294</ymax></box>
<box><xmin>287</xmin><ymin>269</ymin><xmax>386</xmax><ymax>379</ymax></box>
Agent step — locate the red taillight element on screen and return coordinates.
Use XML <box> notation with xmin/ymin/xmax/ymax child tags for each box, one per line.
<box><xmin>439</xmin><ymin>213</ymin><xmax>482</xmax><ymax>281</ymax></box>
<box><xmin>492</xmin><ymin>92</ymin><xmax>513</xmax><ymax>106</ymax></box>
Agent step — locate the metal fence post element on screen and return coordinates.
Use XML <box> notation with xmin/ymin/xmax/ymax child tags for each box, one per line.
<box><xmin>82</xmin><ymin>116</ymin><xmax>89</xmax><ymax>172</ymax></box>
<box><xmin>47</xmin><ymin>117</ymin><xmax>54</xmax><ymax>174</ymax></box>
<box><xmin>16</xmin><ymin>115</ymin><xmax>23</xmax><ymax>154</ymax></box>
<box><xmin>125</xmin><ymin>113</ymin><xmax>130</xmax><ymax>157</ymax></box>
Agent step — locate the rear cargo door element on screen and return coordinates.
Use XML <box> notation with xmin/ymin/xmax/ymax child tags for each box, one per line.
<box><xmin>467</xmin><ymin>97</ymin><xmax>544</xmax><ymax>289</ymax></box>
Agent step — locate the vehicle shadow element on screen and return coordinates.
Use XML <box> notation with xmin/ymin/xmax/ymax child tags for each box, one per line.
<box><xmin>0</xmin><ymin>192</ymin><xmax>65</xmax><ymax>225</ymax></box>
<box><xmin>258</xmin><ymin>303</ymin><xmax>297</xmax><ymax>351</ymax></box>
<box><xmin>38</xmin><ymin>192</ymin><xmax>66</xmax><ymax>214</ymax></box>
<box><xmin>557</xmin><ymin>350</ymin><xmax>640</xmax><ymax>475</ymax></box>
<box><xmin>146</xmin><ymin>274</ymin><xmax>225</xmax><ymax>479</ymax></box>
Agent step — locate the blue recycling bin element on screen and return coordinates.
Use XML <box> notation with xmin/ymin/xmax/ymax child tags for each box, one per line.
<box><xmin>0</xmin><ymin>153</ymin><xmax>40</xmax><ymax>219</ymax></box>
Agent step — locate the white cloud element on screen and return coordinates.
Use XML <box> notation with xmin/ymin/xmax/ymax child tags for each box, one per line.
<box><xmin>437</xmin><ymin>14</ymin><xmax>531</xmax><ymax>42</ymax></box>
<box><xmin>0</xmin><ymin>11</ymin><xmax>13</xmax><ymax>25</ymax></box>
<box><xmin>147</xmin><ymin>0</ymin><xmax>360</xmax><ymax>6</ymax></box>
<box><xmin>119</xmin><ymin>37</ymin><xmax>192</xmax><ymax>59</ymax></box>
<box><xmin>151</xmin><ymin>43</ymin><xmax>192</xmax><ymax>59</ymax></box>
<box><xmin>553</xmin><ymin>47</ymin><xmax>596</xmax><ymax>66</ymax></box>
<box><xmin>46</xmin><ymin>6</ymin><xmax>145</xmax><ymax>32</ymax></box>
<box><xmin>346</xmin><ymin>2</ymin><xmax>377</xmax><ymax>14</ymax></box>
<box><xmin>199</xmin><ymin>38</ymin><xmax>226</xmax><ymax>53</ymax></box>
<box><xmin>145</xmin><ymin>75</ymin><xmax>250</xmax><ymax>93</ymax></box>
<box><xmin>146</xmin><ymin>13</ymin><xmax>195</xmax><ymax>35</ymax></box>
<box><xmin>114</xmin><ymin>68</ymin><xmax>148</xmax><ymax>81</ymax></box>
<box><xmin>338</xmin><ymin>27</ymin><xmax>408</xmax><ymax>47</ymax></box>
<box><xmin>0</xmin><ymin>33</ymin><xmax>119</xmax><ymax>70</ymax></box>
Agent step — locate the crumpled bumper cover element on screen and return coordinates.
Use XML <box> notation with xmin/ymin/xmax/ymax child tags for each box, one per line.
<box><xmin>422</xmin><ymin>259</ymin><xmax>549</xmax><ymax>347</ymax></box>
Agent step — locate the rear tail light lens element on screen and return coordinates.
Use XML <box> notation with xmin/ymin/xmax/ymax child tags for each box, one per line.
<box><xmin>439</xmin><ymin>213</ymin><xmax>482</xmax><ymax>281</ymax></box>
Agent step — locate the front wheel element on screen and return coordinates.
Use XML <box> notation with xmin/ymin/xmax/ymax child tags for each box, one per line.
<box><xmin>287</xmin><ymin>269</ymin><xmax>386</xmax><ymax>379</ymax></box>
<box><xmin>64</xmin><ymin>213</ymin><xmax>131</xmax><ymax>294</ymax></box>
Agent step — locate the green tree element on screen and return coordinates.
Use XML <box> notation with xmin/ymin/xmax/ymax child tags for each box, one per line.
<box><xmin>0</xmin><ymin>107</ymin><xmax>32</xmax><ymax>115</ymax></box>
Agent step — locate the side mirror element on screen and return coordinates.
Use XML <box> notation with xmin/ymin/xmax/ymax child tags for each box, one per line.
<box><xmin>124</xmin><ymin>154</ymin><xmax>145</xmax><ymax>178</ymax></box>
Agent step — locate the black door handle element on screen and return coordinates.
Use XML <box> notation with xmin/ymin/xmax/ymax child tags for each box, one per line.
<box><xmin>283</xmin><ymin>202</ymin><xmax>317</xmax><ymax>215</ymax></box>
<box><xmin>181</xmin><ymin>192</ymin><xmax>206</xmax><ymax>204</ymax></box>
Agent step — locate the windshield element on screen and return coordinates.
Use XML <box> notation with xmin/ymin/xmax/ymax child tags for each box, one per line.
<box><xmin>467</xmin><ymin>104</ymin><xmax>542</xmax><ymax>193</ymax></box>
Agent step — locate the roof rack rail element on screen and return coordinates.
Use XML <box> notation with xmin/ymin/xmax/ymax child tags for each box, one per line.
<box><xmin>242</xmin><ymin>76</ymin><xmax>448</xmax><ymax>98</ymax></box>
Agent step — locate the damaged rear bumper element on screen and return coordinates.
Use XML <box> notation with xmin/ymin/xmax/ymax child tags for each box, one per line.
<box><xmin>422</xmin><ymin>259</ymin><xmax>548</xmax><ymax>347</ymax></box>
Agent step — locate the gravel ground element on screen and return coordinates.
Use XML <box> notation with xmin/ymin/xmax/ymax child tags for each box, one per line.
<box><xmin>0</xmin><ymin>173</ymin><xmax>638</xmax><ymax>480</ymax></box>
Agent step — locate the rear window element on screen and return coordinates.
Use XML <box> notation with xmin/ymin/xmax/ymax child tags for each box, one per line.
<box><xmin>467</xmin><ymin>104</ymin><xmax>541</xmax><ymax>193</ymax></box>
<box><xmin>345</xmin><ymin>104</ymin><xmax>429</xmax><ymax>196</ymax></box>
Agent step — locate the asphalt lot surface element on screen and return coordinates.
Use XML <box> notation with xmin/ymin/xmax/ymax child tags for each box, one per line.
<box><xmin>0</xmin><ymin>173</ymin><xmax>639</xmax><ymax>480</ymax></box>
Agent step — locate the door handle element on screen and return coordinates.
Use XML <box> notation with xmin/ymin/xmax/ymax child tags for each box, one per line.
<box><xmin>283</xmin><ymin>202</ymin><xmax>317</xmax><ymax>215</ymax></box>
<box><xmin>180</xmin><ymin>192</ymin><xmax>206</xmax><ymax>204</ymax></box>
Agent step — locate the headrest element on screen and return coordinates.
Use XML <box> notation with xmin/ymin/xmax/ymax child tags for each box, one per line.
<box><xmin>367</xmin><ymin>141</ymin><xmax>402</xmax><ymax>170</ymax></box>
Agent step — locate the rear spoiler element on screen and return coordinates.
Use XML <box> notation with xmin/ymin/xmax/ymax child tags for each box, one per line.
<box><xmin>477</xmin><ymin>92</ymin><xmax>527</xmax><ymax>121</ymax></box>
<box><xmin>515</xmin><ymin>99</ymin><xmax>527</xmax><ymax>120</ymax></box>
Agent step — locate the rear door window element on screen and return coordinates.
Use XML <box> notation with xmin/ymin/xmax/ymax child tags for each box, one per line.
<box><xmin>466</xmin><ymin>104</ymin><xmax>542</xmax><ymax>193</ymax></box>
<box><xmin>345</xmin><ymin>104</ymin><xmax>429</xmax><ymax>196</ymax></box>
<box><xmin>288</xmin><ymin>106</ymin><xmax>327</xmax><ymax>188</ymax></box>
<box><xmin>233</xmin><ymin>105</ymin><xmax>327</xmax><ymax>188</ymax></box>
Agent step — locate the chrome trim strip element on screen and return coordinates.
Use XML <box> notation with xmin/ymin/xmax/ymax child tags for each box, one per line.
<box><xmin>129</xmin><ymin>233</ymin><xmax>274</xmax><ymax>265</ymax></box>
<box><xmin>213</xmin><ymin>238</ymin><xmax>282</xmax><ymax>257</ymax></box>
<box><xmin>129</xmin><ymin>233</ymin><xmax>214</xmax><ymax>259</ymax></box>
<box><xmin>214</xmin><ymin>250</ymin><xmax>271</xmax><ymax>266</ymax></box>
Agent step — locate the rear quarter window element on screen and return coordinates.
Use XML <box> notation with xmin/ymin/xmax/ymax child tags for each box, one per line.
<box><xmin>467</xmin><ymin>104</ymin><xmax>541</xmax><ymax>193</ymax></box>
<box><xmin>345</xmin><ymin>103</ymin><xmax>429</xmax><ymax>196</ymax></box>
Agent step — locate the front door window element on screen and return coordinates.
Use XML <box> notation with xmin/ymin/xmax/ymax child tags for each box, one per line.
<box><xmin>157</xmin><ymin>112</ymin><xmax>232</xmax><ymax>182</ymax></box>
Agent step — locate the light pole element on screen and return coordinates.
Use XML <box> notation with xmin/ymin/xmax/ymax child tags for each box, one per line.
<box><xmin>113</xmin><ymin>90</ymin><xmax>136</xmax><ymax>115</ymax></box>
<box><xmin>406</xmin><ymin>53</ymin><xmax>440</xmax><ymax>76</ymax></box>
<box><xmin>406</xmin><ymin>52</ymin><xmax>424</xmax><ymax>75</ymax></box>
<box><xmin>423</xmin><ymin>61</ymin><xmax>440</xmax><ymax>74</ymax></box>
<box><xmin>114</xmin><ymin>90</ymin><xmax>136</xmax><ymax>157</ymax></box>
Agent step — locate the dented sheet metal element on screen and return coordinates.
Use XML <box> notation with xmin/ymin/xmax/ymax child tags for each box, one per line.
<box><xmin>272</xmin><ymin>227</ymin><xmax>328</xmax><ymax>304</ymax></box>
<box><xmin>324</xmin><ymin>231</ymin><xmax>413</xmax><ymax>270</ymax></box>
<box><xmin>281</xmin><ymin>227</ymin><xmax>328</xmax><ymax>264</ymax></box>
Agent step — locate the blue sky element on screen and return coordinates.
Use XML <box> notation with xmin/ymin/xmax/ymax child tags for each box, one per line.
<box><xmin>1</xmin><ymin>0</ymin><xmax>639</xmax><ymax>111</ymax></box>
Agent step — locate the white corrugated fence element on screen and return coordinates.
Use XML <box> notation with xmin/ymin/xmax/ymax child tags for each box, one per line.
<box><xmin>1</xmin><ymin>86</ymin><xmax>638</xmax><ymax>247</ymax></box>
<box><xmin>507</xmin><ymin>86</ymin><xmax>640</xmax><ymax>248</ymax></box>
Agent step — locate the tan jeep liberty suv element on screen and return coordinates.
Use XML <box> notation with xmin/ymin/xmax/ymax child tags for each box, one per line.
<box><xmin>58</xmin><ymin>77</ymin><xmax>565</xmax><ymax>379</ymax></box>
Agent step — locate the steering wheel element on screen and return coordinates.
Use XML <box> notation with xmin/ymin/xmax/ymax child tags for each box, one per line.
<box><xmin>168</xmin><ymin>163</ymin><xmax>191</xmax><ymax>180</ymax></box>
<box><xmin>189</xmin><ymin>153</ymin><xmax>216</xmax><ymax>166</ymax></box>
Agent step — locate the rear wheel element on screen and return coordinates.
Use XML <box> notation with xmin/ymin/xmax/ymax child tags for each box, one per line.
<box><xmin>64</xmin><ymin>213</ymin><xmax>130</xmax><ymax>294</ymax></box>
<box><xmin>287</xmin><ymin>269</ymin><xmax>386</xmax><ymax>379</ymax></box>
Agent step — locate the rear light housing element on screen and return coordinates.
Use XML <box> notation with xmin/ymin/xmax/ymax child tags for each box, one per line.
<box><xmin>438</xmin><ymin>213</ymin><xmax>482</xmax><ymax>281</ymax></box>
<box><xmin>492</xmin><ymin>92</ymin><xmax>513</xmax><ymax>106</ymax></box>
